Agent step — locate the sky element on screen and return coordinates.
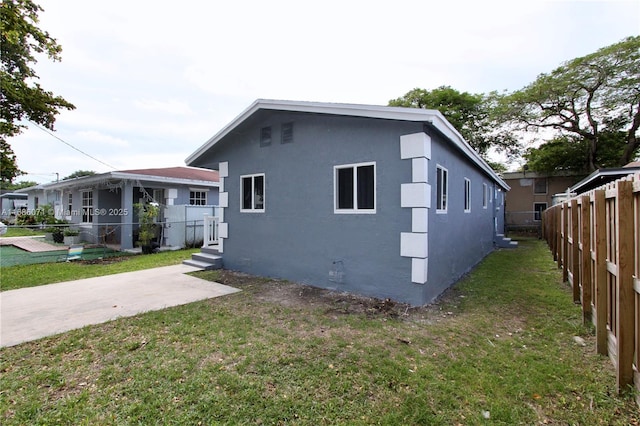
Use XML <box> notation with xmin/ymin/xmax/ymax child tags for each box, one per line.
<box><xmin>9</xmin><ymin>0</ymin><xmax>640</xmax><ymax>184</ymax></box>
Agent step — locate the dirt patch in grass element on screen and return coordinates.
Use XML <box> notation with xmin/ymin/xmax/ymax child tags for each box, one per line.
<box><xmin>213</xmin><ymin>269</ymin><xmax>455</xmax><ymax>321</ymax></box>
<box><xmin>80</xmin><ymin>256</ymin><xmax>132</xmax><ymax>265</ymax></box>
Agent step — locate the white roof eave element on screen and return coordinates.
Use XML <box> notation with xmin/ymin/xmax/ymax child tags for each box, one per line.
<box><xmin>21</xmin><ymin>172</ymin><xmax>219</xmax><ymax>192</ymax></box>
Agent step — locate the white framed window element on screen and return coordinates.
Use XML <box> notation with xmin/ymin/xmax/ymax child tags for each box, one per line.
<box><xmin>241</xmin><ymin>173</ymin><xmax>265</xmax><ymax>212</ymax></box>
<box><xmin>534</xmin><ymin>202</ymin><xmax>547</xmax><ymax>221</ymax></box>
<box><xmin>334</xmin><ymin>162</ymin><xmax>376</xmax><ymax>214</ymax></box>
<box><xmin>534</xmin><ymin>178</ymin><xmax>547</xmax><ymax>194</ymax></box>
<box><xmin>81</xmin><ymin>190</ymin><xmax>93</xmax><ymax>223</ymax></box>
<box><xmin>190</xmin><ymin>191</ymin><xmax>207</xmax><ymax>206</ymax></box>
<box><xmin>464</xmin><ymin>178</ymin><xmax>471</xmax><ymax>213</ymax></box>
<box><xmin>436</xmin><ymin>165</ymin><xmax>448</xmax><ymax>213</ymax></box>
<box><xmin>482</xmin><ymin>183</ymin><xmax>488</xmax><ymax>209</ymax></box>
<box><xmin>67</xmin><ymin>193</ymin><xmax>73</xmax><ymax>215</ymax></box>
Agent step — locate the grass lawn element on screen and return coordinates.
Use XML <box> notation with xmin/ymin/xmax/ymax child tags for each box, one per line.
<box><xmin>0</xmin><ymin>239</ymin><xmax>638</xmax><ymax>424</ymax></box>
<box><xmin>0</xmin><ymin>248</ymin><xmax>199</xmax><ymax>291</ymax></box>
<box><xmin>1</xmin><ymin>227</ymin><xmax>46</xmax><ymax>238</ymax></box>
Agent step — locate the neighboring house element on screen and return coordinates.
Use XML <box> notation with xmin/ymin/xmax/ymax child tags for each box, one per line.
<box><xmin>569</xmin><ymin>162</ymin><xmax>640</xmax><ymax>194</ymax></box>
<box><xmin>19</xmin><ymin>167</ymin><xmax>219</xmax><ymax>249</ymax></box>
<box><xmin>502</xmin><ymin>171</ymin><xmax>584</xmax><ymax>231</ymax></box>
<box><xmin>185</xmin><ymin>99</ymin><xmax>510</xmax><ymax>306</ymax></box>
<box><xmin>0</xmin><ymin>192</ymin><xmax>28</xmax><ymax>222</ymax></box>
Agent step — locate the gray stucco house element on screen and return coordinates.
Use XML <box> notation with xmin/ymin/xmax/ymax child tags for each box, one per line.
<box><xmin>186</xmin><ymin>99</ymin><xmax>510</xmax><ymax>305</ymax></box>
<box><xmin>19</xmin><ymin>167</ymin><xmax>219</xmax><ymax>249</ymax></box>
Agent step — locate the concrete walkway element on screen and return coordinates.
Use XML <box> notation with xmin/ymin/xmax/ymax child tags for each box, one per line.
<box><xmin>0</xmin><ymin>264</ymin><xmax>240</xmax><ymax>347</ymax></box>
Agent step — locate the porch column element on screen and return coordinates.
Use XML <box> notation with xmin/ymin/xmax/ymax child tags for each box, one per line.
<box><xmin>120</xmin><ymin>183</ymin><xmax>134</xmax><ymax>250</ymax></box>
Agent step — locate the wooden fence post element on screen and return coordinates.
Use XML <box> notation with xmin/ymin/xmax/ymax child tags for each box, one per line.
<box><xmin>615</xmin><ymin>180</ymin><xmax>634</xmax><ymax>392</ymax></box>
<box><xmin>593</xmin><ymin>189</ymin><xmax>607</xmax><ymax>355</ymax></box>
<box><xmin>633</xmin><ymin>180</ymin><xmax>640</xmax><ymax>406</ymax></box>
<box><xmin>580</xmin><ymin>195</ymin><xmax>592</xmax><ymax>323</ymax></box>
<box><xmin>562</xmin><ymin>203</ymin><xmax>569</xmax><ymax>282</ymax></box>
<box><xmin>571</xmin><ymin>199</ymin><xmax>580</xmax><ymax>303</ymax></box>
<box><xmin>556</xmin><ymin>206</ymin><xmax>562</xmax><ymax>263</ymax></box>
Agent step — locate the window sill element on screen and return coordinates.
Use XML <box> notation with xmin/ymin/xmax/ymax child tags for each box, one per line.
<box><xmin>334</xmin><ymin>209</ymin><xmax>376</xmax><ymax>215</ymax></box>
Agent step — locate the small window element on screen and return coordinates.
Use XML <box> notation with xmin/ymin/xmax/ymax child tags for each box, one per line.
<box><xmin>334</xmin><ymin>162</ymin><xmax>376</xmax><ymax>213</ymax></box>
<box><xmin>482</xmin><ymin>183</ymin><xmax>488</xmax><ymax>209</ymax></box>
<box><xmin>260</xmin><ymin>126</ymin><xmax>272</xmax><ymax>147</ymax></box>
<box><xmin>281</xmin><ymin>122</ymin><xmax>293</xmax><ymax>144</ymax></box>
<box><xmin>534</xmin><ymin>203</ymin><xmax>547</xmax><ymax>221</ymax></box>
<box><xmin>534</xmin><ymin>178</ymin><xmax>547</xmax><ymax>194</ymax></box>
<box><xmin>190</xmin><ymin>191</ymin><xmax>207</xmax><ymax>206</ymax></box>
<box><xmin>464</xmin><ymin>178</ymin><xmax>471</xmax><ymax>213</ymax></box>
<box><xmin>436</xmin><ymin>165</ymin><xmax>448</xmax><ymax>213</ymax></box>
<box><xmin>67</xmin><ymin>193</ymin><xmax>73</xmax><ymax>216</ymax></box>
<box><xmin>34</xmin><ymin>196</ymin><xmax>39</xmax><ymax>209</ymax></box>
<box><xmin>241</xmin><ymin>174</ymin><xmax>265</xmax><ymax>212</ymax></box>
<box><xmin>81</xmin><ymin>190</ymin><xmax>93</xmax><ymax>223</ymax></box>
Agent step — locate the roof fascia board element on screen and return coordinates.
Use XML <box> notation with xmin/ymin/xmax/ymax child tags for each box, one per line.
<box><xmin>23</xmin><ymin>172</ymin><xmax>218</xmax><ymax>191</ymax></box>
<box><xmin>109</xmin><ymin>172</ymin><xmax>219</xmax><ymax>187</ymax></box>
<box><xmin>570</xmin><ymin>167</ymin><xmax>640</xmax><ymax>192</ymax></box>
<box><xmin>424</xmin><ymin>116</ymin><xmax>510</xmax><ymax>191</ymax></box>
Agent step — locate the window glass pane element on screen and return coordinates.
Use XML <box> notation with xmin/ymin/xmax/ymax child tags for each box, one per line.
<box><xmin>437</xmin><ymin>168</ymin><xmax>443</xmax><ymax>210</ymax></box>
<box><xmin>442</xmin><ymin>169</ymin><xmax>448</xmax><ymax>210</ymax></box>
<box><xmin>356</xmin><ymin>165</ymin><xmax>374</xmax><ymax>209</ymax></box>
<box><xmin>337</xmin><ymin>167</ymin><xmax>354</xmax><ymax>209</ymax></box>
<box><xmin>254</xmin><ymin>175</ymin><xmax>264</xmax><ymax>209</ymax></box>
<box><xmin>534</xmin><ymin>203</ymin><xmax>547</xmax><ymax>221</ymax></box>
<box><xmin>464</xmin><ymin>179</ymin><xmax>470</xmax><ymax>211</ymax></box>
<box><xmin>534</xmin><ymin>178</ymin><xmax>547</xmax><ymax>194</ymax></box>
<box><xmin>82</xmin><ymin>191</ymin><xmax>93</xmax><ymax>222</ymax></box>
<box><xmin>242</xmin><ymin>177</ymin><xmax>253</xmax><ymax>210</ymax></box>
<box><xmin>482</xmin><ymin>184</ymin><xmax>487</xmax><ymax>207</ymax></box>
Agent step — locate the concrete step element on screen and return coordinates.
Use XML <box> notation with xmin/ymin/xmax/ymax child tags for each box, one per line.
<box><xmin>182</xmin><ymin>259</ymin><xmax>215</xmax><ymax>270</ymax></box>
<box><xmin>183</xmin><ymin>251</ymin><xmax>223</xmax><ymax>270</ymax></box>
<box><xmin>201</xmin><ymin>246</ymin><xmax>220</xmax><ymax>256</ymax></box>
<box><xmin>193</xmin><ymin>252</ymin><xmax>222</xmax><ymax>265</ymax></box>
<box><xmin>495</xmin><ymin>238</ymin><xmax>518</xmax><ymax>248</ymax></box>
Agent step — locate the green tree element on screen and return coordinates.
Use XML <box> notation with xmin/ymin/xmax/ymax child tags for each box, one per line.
<box><xmin>0</xmin><ymin>178</ymin><xmax>37</xmax><ymax>190</ymax></box>
<box><xmin>0</xmin><ymin>138</ymin><xmax>22</xmax><ymax>182</ymax></box>
<box><xmin>389</xmin><ymin>86</ymin><xmax>520</xmax><ymax>158</ymax></box>
<box><xmin>525</xmin><ymin>131</ymin><xmax>631</xmax><ymax>174</ymax></box>
<box><xmin>497</xmin><ymin>36</ymin><xmax>640</xmax><ymax>172</ymax></box>
<box><xmin>63</xmin><ymin>170</ymin><xmax>96</xmax><ymax>180</ymax></box>
<box><xmin>1</xmin><ymin>0</ymin><xmax>75</xmax><ymax>184</ymax></box>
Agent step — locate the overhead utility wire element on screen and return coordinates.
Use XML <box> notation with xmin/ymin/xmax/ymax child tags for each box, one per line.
<box><xmin>29</xmin><ymin>120</ymin><xmax>118</xmax><ymax>170</ymax></box>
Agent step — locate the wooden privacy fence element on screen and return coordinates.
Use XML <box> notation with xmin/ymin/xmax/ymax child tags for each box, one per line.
<box><xmin>543</xmin><ymin>174</ymin><xmax>640</xmax><ymax>403</ymax></box>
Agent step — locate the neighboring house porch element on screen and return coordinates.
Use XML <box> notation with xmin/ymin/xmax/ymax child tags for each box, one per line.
<box><xmin>19</xmin><ymin>167</ymin><xmax>219</xmax><ymax>250</ymax></box>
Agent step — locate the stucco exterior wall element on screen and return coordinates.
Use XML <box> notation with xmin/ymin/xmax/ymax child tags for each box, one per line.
<box><xmin>426</xmin><ymin>134</ymin><xmax>500</xmax><ymax>300</ymax></box>
<box><xmin>194</xmin><ymin>111</ymin><xmax>502</xmax><ymax>305</ymax></box>
<box><xmin>503</xmin><ymin>172</ymin><xmax>583</xmax><ymax>228</ymax></box>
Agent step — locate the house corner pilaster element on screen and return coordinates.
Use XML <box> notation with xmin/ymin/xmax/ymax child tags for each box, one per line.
<box><xmin>399</xmin><ymin>133</ymin><xmax>431</xmax><ymax>284</ymax></box>
<box><xmin>218</xmin><ymin>161</ymin><xmax>229</xmax><ymax>253</ymax></box>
